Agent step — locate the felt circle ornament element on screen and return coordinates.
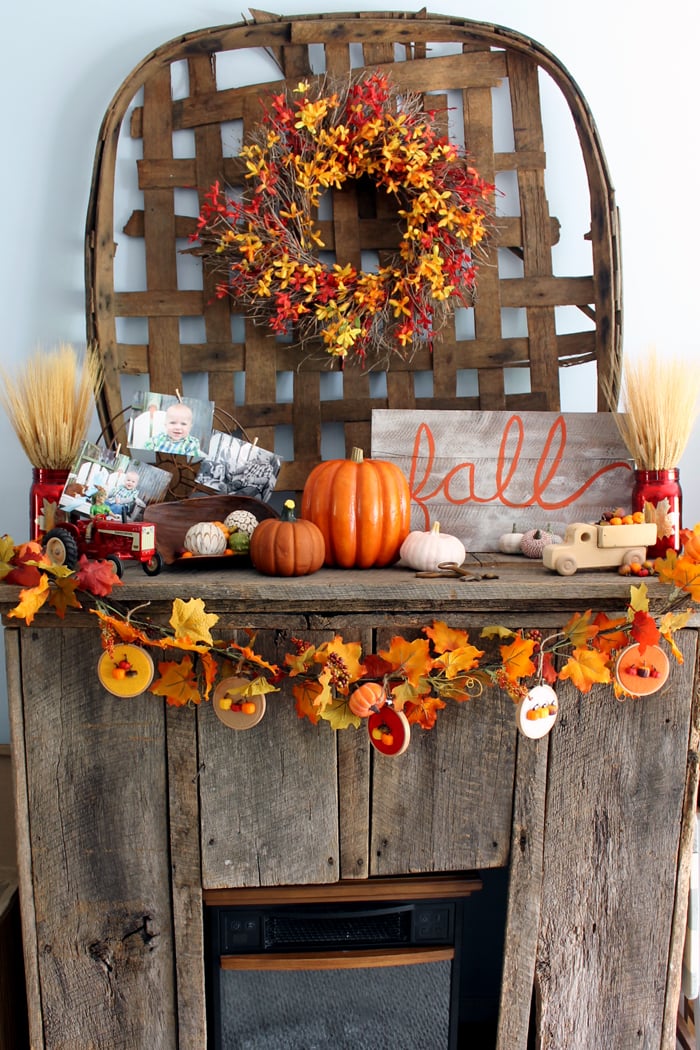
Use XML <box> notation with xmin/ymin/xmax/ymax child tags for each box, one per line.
<box><xmin>213</xmin><ymin>677</ymin><xmax>266</xmax><ymax>730</ymax></box>
<box><xmin>190</xmin><ymin>72</ymin><xmax>494</xmax><ymax>365</ymax></box>
<box><xmin>97</xmin><ymin>644</ymin><xmax>155</xmax><ymax>698</ymax></box>
<box><xmin>517</xmin><ymin>683</ymin><xmax>559</xmax><ymax>739</ymax></box>
<box><xmin>367</xmin><ymin>706</ymin><xmax>411</xmax><ymax>757</ymax></box>
<box><xmin>615</xmin><ymin>643</ymin><xmax>670</xmax><ymax>697</ymax></box>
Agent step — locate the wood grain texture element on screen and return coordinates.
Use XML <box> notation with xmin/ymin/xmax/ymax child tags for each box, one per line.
<box><xmin>19</xmin><ymin>628</ymin><xmax>176</xmax><ymax>1049</ymax></box>
<box><xmin>198</xmin><ymin>631</ymin><xmax>340</xmax><ymax>888</ymax></box>
<box><xmin>535</xmin><ymin>636</ymin><xmax>697</xmax><ymax>1050</ymax></box>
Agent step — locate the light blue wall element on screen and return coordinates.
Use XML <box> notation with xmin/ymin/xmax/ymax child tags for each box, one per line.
<box><xmin>1</xmin><ymin>0</ymin><xmax>699</xmax><ymax>743</ymax></box>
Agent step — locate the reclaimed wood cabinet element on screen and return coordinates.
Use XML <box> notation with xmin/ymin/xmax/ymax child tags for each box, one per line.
<box><xmin>3</xmin><ymin>561</ymin><xmax>698</xmax><ymax>1049</ymax></box>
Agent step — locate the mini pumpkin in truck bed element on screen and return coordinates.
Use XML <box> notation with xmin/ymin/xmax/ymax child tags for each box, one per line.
<box><xmin>543</xmin><ymin>521</ymin><xmax>657</xmax><ymax>576</ymax></box>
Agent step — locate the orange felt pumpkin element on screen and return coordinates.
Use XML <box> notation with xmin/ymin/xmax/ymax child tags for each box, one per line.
<box><xmin>249</xmin><ymin>500</ymin><xmax>325</xmax><ymax>577</ymax></box>
<box><xmin>301</xmin><ymin>447</ymin><xmax>411</xmax><ymax>568</ymax></box>
<box><xmin>348</xmin><ymin>681</ymin><xmax>386</xmax><ymax>719</ymax></box>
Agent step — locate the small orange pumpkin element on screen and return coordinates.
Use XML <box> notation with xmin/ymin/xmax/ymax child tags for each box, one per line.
<box><xmin>249</xmin><ymin>500</ymin><xmax>325</xmax><ymax>577</ymax></box>
<box><xmin>301</xmin><ymin>447</ymin><xmax>411</xmax><ymax>568</ymax></box>
<box><xmin>348</xmin><ymin>681</ymin><xmax>386</xmax><ymax>719</ymax></box>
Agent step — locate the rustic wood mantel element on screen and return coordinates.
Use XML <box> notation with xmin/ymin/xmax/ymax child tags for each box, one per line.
<box><xmin>3</xmin><ymin>561</ymin><xmax>698</xmax><ymax>1049</ymax></box>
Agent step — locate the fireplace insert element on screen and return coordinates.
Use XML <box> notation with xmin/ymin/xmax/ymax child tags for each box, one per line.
<box><xmin>205</xmin><ymin>874</ymin><xmax>506</xmax><ymax>1049</ymax></box>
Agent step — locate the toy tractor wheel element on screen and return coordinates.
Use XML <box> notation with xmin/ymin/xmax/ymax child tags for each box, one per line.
<box><xmin>106</xmin><ymin>555</ymin><xmax>123</xmax><ymax>578</ymax></box>
<box><xmin>42</xmin><ymin>528</ymin><xmax>79</xmax><ymax>570</ymax></box>
<box><xmin>623</xmin><ymin>548</ymin><xmax>646</xmax><ymax>567</ymax></box>
<box><xmin>142</xmin><ymin>552</ymin><xmax>164</xmax><ymax>577</ymax></box>
<box><xmin>556</xmin><ymin>555</ymin><xmax>578</xmax><ymax>576</ymax></box>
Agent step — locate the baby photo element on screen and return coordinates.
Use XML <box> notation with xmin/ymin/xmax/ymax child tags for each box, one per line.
<box><xmin>60</xmin><ymin>442</ymin><xmax>171</xmax><ymax>521</ymax></box>
<box><xmin>128</xmin><ymin>392</ymin><xmax>214</xmax><ymax>461</ymax></box>
<box><xmin>196</xmin><ymin>431</ymin><xmax>282</xmax><ymax>502</ymax></box>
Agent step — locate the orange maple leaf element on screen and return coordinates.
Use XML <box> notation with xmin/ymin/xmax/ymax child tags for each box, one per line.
<box><xmin>378</xmin><ymin>636</ymin><xmax>432</xmax><ymax>687</ymax></box>
<box><xmin>314</xmin><ymin>636</ymin><xmax>365</xmax><ymax>685</ymax></box>
<box><xmin>499</xmin><ymin>634</ymin><xmax>536</xmax><ymax>681</ymax></box>
<box><xmin>592</xmin><ymin>612</ymin><xmax>629</xmax><ymax>656</ymax></box>
<box><xmin>48</xmin><ymin>577</ymin><xmax>82</xmax><ymax>618</ymax></box>
<box><xmin>630</xmin><ymin>610</ymin><xmax>661</xmax><ymax>653</ymax></box>
<box><xmin>404</xmin><ymin>694</ymin><xmax>447</xmax><ymax>729</ymax></box>
<box><xmin>562</xmin><ymin>610</ymin><xmax>599</xmax><ymax>648</ymax></box>
<box><xmin>150</xmin><ymin>655</ymin><xmax>201</xmax><ymax>707</ymax></box>
<box><xmin>228</xmin><ymin>642</ymin><xmax>280</xmax><ymax>676</ymax></box>
<box><xmin>541</xmin><ymin>651</ymin><xmax>558</xmax><ymax>685</ymax></box>
<box><xmin>666</xmin><ymin>556</ymin><xmax>700</xmax><ymax>602</ymax></box>
<box><xmin>558</xmin><ymin>647</ymin><xmax>611</xmax><ymax>693</ymax></box>
<box><xmin>8</xmin><ymin>574</ymin><xmax>50</xmax><ymax>625</ymax></box>
<box><xmin>91</xmin><ymin>609</ymin><xmax>150</xmax><ymax>646</ymax></box>
<box><xmin>199</xmin><ymin>651</ymin><xmax>219</xmax><ymax>700</ymax></box>
<box><xmin>292</xmin><ymin>679</ymin><xmax>322</xmax><ymax>723</ymax></box>
<box><xmin>423</xmin><ymin>620</ymin><xmax>470</xmax><ymax>653</ymax></box>
<box><xmin>433</xmin><ymin>643</ymin><xmax>484</xmax><ymax>678</ymax></box>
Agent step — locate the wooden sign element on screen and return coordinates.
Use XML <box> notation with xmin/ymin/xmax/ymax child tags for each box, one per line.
<box><xmin>371</xmin><ymin>411</ymin><xmax>634</xmax><ymax>552</ymax></box>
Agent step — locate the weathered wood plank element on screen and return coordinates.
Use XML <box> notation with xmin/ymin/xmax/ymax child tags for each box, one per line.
<box><xmin>371</xmin><ymin>631</ymin><xmax>516</xmax><ymax>874</ymax></box>
<box><xmin>20</xmin><ymin>628</ymin><xmax>176</xmax><ymax>1050</ymax></box>
<box><xmin>198</xmin><ymin>631</ymin><xmax>340</xmax><ymax>888</ymax></box>
<box><xmin>496</xmin><ymin>730</ymin><xmax>548</xmax><ymax>1050</ymax></box>
<box><xmin>535</xmin><ymin>637</ymin><xmax>696</xmax><ymax>1050</ymax></box>
<box><xmin>372</xmin><ymin>409</ymin><xmax>633</xmax><ymax>548</ymax></box>
<box><xmin>166</xmin><ymin>704</ymin><xmax>206</xmax><ymax>1050</ymax></box>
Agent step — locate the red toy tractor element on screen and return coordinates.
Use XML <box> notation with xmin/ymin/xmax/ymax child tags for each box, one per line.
<box><xmin>42</xmin><ymin>515</ymin><xmax>163</xmax><ymax>577</ymax></box>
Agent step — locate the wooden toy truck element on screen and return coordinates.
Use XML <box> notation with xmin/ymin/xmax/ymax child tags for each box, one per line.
<box><xmin>543</xmin><ymin>521</ymin><xmax>657</xmax><ymax>576</ymax></box>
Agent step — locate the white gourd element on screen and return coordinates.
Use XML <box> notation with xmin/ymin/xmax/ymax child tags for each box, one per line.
<box><xmin>399</xmin><ymin>521</ymin><xmax>466</xmax><ymax>571</ymax></box>
<box><xmin>184</xmin><ymin>520</ymin><xmax>228</xmax><ymax>556</ymax></box>
<box><xmin>498</xmin><ymin>525</ymin><xmax>525</xmax><ymax>554</ymax></box>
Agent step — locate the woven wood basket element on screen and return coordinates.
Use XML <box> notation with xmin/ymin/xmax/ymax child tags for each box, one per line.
<box><xmin>85</xmin><ymin>9</ymin><xmax>621</xmax><ymax>498</ymax></box>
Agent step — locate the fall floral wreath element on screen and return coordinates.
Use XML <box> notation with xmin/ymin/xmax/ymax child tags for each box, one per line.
<box><xmin>2</xmin><ymin>526</ymin><xmax>700</xmax><ymax>734</ymax></box>
<box><xmin>190</xmin><ymin>73</ymin><xmax>494</xmax><ymax>365</ymax></box>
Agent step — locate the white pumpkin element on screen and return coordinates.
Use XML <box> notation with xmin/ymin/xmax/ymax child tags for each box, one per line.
<box><xmin>498</xmin><ymin>524</ymin><xmax>525</xmax><ymax>554</ymax></box>
<box><xmin>399</xmin><ymin>521</ymin><xmax>466</xmax><ymax>572</ymax></box>
<box><xmin>184</xmin><ymin>520</ymin><xmax>228</xmax><ymax>556</ymax></box>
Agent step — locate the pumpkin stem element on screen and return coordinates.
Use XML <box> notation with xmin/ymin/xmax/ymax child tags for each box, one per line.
<box><xmin>350</xmin><ymin>447</ymin><xmax>364</xmax><ymax>463</ymax></box>
<box><xmin>431</xmin><ymin>522</ymin><xmax>441</xmax><ymax>534</ymax></box>
<box><xmin>282</xmin><ymin>499</ymin><xmax>297</xmax><ymax>522</ymax></box>
<box><xmin>533</xmin><ymin>529</ymin><xmax>542</xmax><ymax>539</ymax></box>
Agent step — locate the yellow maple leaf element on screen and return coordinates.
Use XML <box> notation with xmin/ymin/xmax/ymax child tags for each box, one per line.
<box><xmin>654</xmin><ymin>549</ymin><xmax>679</xmax><ymax>586</ymax></box>
<box><xmin>433</xmin><ymin>643</ymin><xmax>484</xmax><ymax>678</ymax></box>
<box><xmin>169</xmin><ymin>598</ymin><xmax>219</xmax><ymax>647</ymax></box>
<box><xmin>658</xmin><ymin>608</ymin><xmax>691</xmax><ymax>663</ymax></box>
<box><xmin>480</xmin><ymin>624</ymin><xmax>516</xmax><ymax>641</ymax></box>
<box><xmin>562</xmin><ymin>610</ymin><xmax>599</xmax><ymax>648</ymax></box>
<box><xmin>7</xmin><ymin>574</ymin><xmax>50</xmax><ymax>625</ymax></box>
<box><xmin>627</xmin><ymin>582</ymin><xmax>650</xmax><ymax>616</ymax></box>
<box><xmin>558</xmin><ymin>647</ymin><xmax>611</xmax><ymax>693</ymax></box>
<box><xmin>499</xmin><ymin>634</ymin><xmax>536</xmax><ymax>681</ymax></box>
<box><xmin>666</xmin><ymin>556</ymin><xmax>700</xmax><ymax>602</ymax></box>
<box><xmin>314</xmin><ymin>635</ymin><xmax>365</xmax><ymax>685</ymax></box>
<box><xmin>150</xmin><ymin>655</ymin><xmax>201</xmax><ymax>707</ymax></box>
<box><xmin>311</xmin><ymin>668</ymin><xmax>334</xmax><ymax>712</ymax></box>
<box><xmin>390</xmin><ymin>678</ymin><xmax>428</xmax><ymax>711</ymax></box>
<box><xmin>318</xmin><ymin>695</ymin><xmax>361</xmax><ymax>730</ymax></box>
<box><xmin>0</xmin><ymin>534</ymin><xmax>16</xmax><ymax>580</ymax></box>
<box><xmin>423</xmin><ymin>620</ymin><xmax>469</xmax><ymax>653</ymax></box>
<box><xmin>378</xmin><ymin>636</ymin><xmax>432</xmax><ymax>687</ymax></box>
<box><xmin>284</xmin><ymin>644</ymin><xmax>318</xmax><ymax>676</ymax></box>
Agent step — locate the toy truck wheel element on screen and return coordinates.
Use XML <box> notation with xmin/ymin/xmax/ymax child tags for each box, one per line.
<box><xmin>556</xmin><ymin>555</ymin><xmax>578</xmax><ymax>576</ymax></box>
<box><xmin>622</xmin><ymin>548</ymin><xmax>646</xmax><ymax>567</ymax></box>
<box><xmin>42</xmin><ymin>528</ymin><xmax>79</xmax><ymax>570</ymax></box>
<box><xmin>142</xmin><ymin>552</ymin><xmax>163</xmax><ymax>577</ymax></box>
<box><xmin>106</xmin><ymin>555</ymin><xmax>123</xmax><ymax>578</ymax></box>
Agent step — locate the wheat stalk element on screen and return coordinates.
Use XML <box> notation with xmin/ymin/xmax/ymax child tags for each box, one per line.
<box><xmin>0</xmin><ymin>343</ymin><xmax>102</xmax><ymax>469</ymax></box>
<box><xmin>608</xmin><ymin>347</ymin><xmax>700</xmax><ymax>469</ymax></box>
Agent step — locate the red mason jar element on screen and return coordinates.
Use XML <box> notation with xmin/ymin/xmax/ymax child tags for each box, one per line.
<box><xmin>631</xmin><ymin>468</ymin><xmax>682</xmax><ymax>558</ymax></box>
<box><xmin>29</xmin><ymin>467</ymin><xmax>70</xmax><ymax>542</ymax></box>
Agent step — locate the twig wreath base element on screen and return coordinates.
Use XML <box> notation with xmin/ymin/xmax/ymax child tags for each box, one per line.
<box><xmin>189</xmin><ymin>72</ymin><xmax>495</xmax><ymax>366</ymax></box>
<box><xmin>2</xmin><ymin>526</ymin><xmax>700</xmax><ymax>732</ymax></box>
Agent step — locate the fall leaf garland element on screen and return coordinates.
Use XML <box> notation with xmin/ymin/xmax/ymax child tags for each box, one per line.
<box><xmin>2</xmin><ymin>526</ymin><xmax>700</xmax><ymax>730</ymax></box>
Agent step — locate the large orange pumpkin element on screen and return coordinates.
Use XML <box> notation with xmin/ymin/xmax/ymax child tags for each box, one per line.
<box><xmin>301</xmin><ymin>447</ymin><xmax>411</xmax><ymax>568</ymax></box>
<box><xmin>249</xmin><ymin>500</ymin><xmax>325</xmax><ymax>577</ymax></box>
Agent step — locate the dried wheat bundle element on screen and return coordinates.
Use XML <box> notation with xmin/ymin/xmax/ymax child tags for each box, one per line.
<box><xmin>0</xmin><ymin>343</ymin><xmax>102</xmax><ymax>469</ymax></box>
<box><xmin>610</xmin><ymin>348</ymin><xmax>700</xmax><ymax>469</ymax></box>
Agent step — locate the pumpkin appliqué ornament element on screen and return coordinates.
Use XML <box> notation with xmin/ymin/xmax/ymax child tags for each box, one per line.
<box><xmin>97</xmin><ymin>644</ymin><xmax>155</xmax><ymax>698</ymax></box>
<box><xmin>213</xmin><ymin>677</ymin><xmax>266</xmax><ymax>730</ymax></box>
<box><xmin>516</xmin><ymin>683</ymin><xmax>559</xmax><ymax>739</ymax></box>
